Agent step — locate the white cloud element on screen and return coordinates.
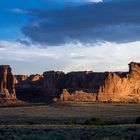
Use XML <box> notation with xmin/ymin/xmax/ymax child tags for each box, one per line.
<box><xmin>0</xmin><ymin>40</ymin><xmax>140</xmax><ymax>74</ymax></box>
<box><xmin>60</xmin><ymin>0</ymin><xmax>103</xmax><ymax>3</ymax></box>
<box><xmin>0</xmin><ymin>40</ymin><xmax>19</xmax><ymax>49</ymax></box>
<box><xmin>88</xmin><ymin>0</ymin><xmax>102</xmax><ymax>2</ymax></box>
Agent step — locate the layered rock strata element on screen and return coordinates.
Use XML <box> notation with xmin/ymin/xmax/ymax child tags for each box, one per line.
<box><xmin>2</xmin><ymin>62</ymin><xmax>139</xmax><ymax>103</ymax></box>
<box><xmin>98</xmin><ymin>62</ymin><xmax>140</xmax><ymax>102</ymax></box>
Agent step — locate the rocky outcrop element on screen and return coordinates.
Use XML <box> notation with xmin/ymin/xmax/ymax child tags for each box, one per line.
<box><xmin>62</xmin><ymin>71</ymin><xmax>107</xmax><ymax>93</ymax></box>
<box><xmin>59</xmin><ymin>89</ymin><xmax>97</xmax><ymax>101</ymax></box>
<box><xmin>14</xmin><ymin>75</ymin><xmax>28</xmax><ymax>84</ymax></box>
<box><xmin>57</xmin><ymin>71</ymin><xmax>107</xmax><ymax>102</ymax></box>
<box><xmin>43</xmin><ymin>71</ymin><xmax>64</xmax><ymax>97</ymax></box>
<box><xmin>0</xmin><ymin>65</ymin><xmax>16</xmax><ymax>101</ymax></box>
<box><xmin>42</xmin><ymin>71</ymin><xmax>107</xmax><ymax>101</ymax></box>
<box><xmin>29</xmin><ymin>74</ymin><xmax>42</xmax><ymax>82</ymax></box>
<box><xmin>98</xmin><ymin>62</ymin><xmax>140</xmax><ymax>102</ymax></box>
<box><xmin>58</xmin><ymin>62</ymin><xmax>140</xmax><ymax>103</ymax></box>
<box><xmin>15</xmin><ymin>74</ymin><xmax>43</xmax><ymax>103</ymax></box>
<box><xmin>3</xmin><ymin>62</ymin><xmax>139</xmax><ymax>103</ymax></box>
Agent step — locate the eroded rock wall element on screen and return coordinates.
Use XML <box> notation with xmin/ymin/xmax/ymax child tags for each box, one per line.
<box><xmin>62</xmin><ymin>71</ymin><xmax>107</xmax><ymax>93</ymax></box>
<box><xmin>15</xmin><ymin>74</ymin><xmax>44</xmax><ymax>103</ymax></box>
<box><xmin>43</xmin><ymin>71</ymin><xmax>64</xmax><ymax>97</ymax></box>
<box><xmin>59</xmin><ymin>89</ymin><xmax>97</xmax><ymax>102</ymax></box>
<box><xmin>98</xmin><ymin>62</ymin><xmax>140</xmax><ymax>102</ymax></box>
<box><xmin>14</xmin><ymin>75</ymin><xmax>28</xmax><ymax>84</ymax></box>
<box><xmin>11</xmin><ymin>62</ymin><xmax>140</xmax><ymax>103</ymax></box>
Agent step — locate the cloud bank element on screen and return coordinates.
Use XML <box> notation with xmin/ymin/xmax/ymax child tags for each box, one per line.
<box><xmin>21</xmin><ymin>0</ymin><xmax>140</xmax><ymax>45</ymax></box>
<box><xmin>0</xmin><ymin>40</ymin><xmax>140</xmax><ymax>74</ymax></box>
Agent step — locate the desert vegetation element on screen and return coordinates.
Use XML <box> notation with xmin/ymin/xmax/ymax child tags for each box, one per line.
<box><xmin>0</xmin><ymin>125</ymin><xmax>140</xmax><ymax>140</ymax></box>
<box><xmin>0</xmin><ymin>102</ymin><xmax>140</xmax><ymax>139</ymax></box>
<box><xmin>0</xmin><ymin>102</ymin><xmax>140</xmax><ymax>125</ymax></box>
<box><xmin>84</xmin><ymin>117</ymin><xmax>105</xmax><ymax>126</ymax></box>
<box><xmin>135</xmin><ymin>117</ymin><xmax>140</xmax><ymax>124</ymax></box>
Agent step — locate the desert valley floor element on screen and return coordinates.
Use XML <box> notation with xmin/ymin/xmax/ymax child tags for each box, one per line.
<box><xmin>0</xmin><ymin>102</ymin><xmax>140</xmax><ymax>125</ymax></box>
<box><xmin>0</xmin><ymin>63</ymin><xmax>140</xmax><ymax>139</ymax></box>
<box><xmin>0</xmin><ymin>102</ymin><xmax>140</xmax><ymax>140</ymax></box>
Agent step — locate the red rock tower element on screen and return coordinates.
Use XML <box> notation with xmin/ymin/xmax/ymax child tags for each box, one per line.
<box><xmin>0</xmin><ymin>65</ymin><xmax>16</xmax><ymax>101</ymax></box>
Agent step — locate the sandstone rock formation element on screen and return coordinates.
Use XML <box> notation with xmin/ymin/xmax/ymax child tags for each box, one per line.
<box><xmin>0</xmin><ymin>65</ymin><xmax>16</xmax><ymax>101</ymax></box>
<box><xmin>43</xmin><ymin>71</ymin><xmax>64</xmax><ymax>97</ymax></box>
<box><xmin>29</xmin><ymin>74</ymin><xmax>42</xmax><ymax>82</ymax></box>
<box><xmin>15</xmin><ymin>74</ymin><xmax>43</xmax><ymax>103</ymax></box>
<box><xmin>59</xmin><ymin>89</ymin><xmax>97</xmax><ymax>101</ymax></box>
<box><xmin>98</xmin><ymin>62</ymin><xmax>140</xmax><ymax>102</ymax></box>
<box><xmin>14</xmin><ymin>75</ymin><xmax>28</xmax><ymax>84</ymax></box>
<box><xmin>3</xmin><ymin>62</ymin><xmax>139</xmax><ymax>103</ymax></box>
<box><xmin>58</xmin><ymin>62</ymin><xmax>140</xmax><ymax>103</ymax></box>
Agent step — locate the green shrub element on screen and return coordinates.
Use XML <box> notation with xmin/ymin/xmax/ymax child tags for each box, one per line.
<box><xmin>135</xmin><ymin>117</ymin><xmax>140</xmax><ymax>124</ymax></box>
<box><xmin>65</xmin><ymin>120</ymin><xmax>77</xmax><ymax>125</ymax></box>
<box><xmin>27</xmin><ymin>121</ymin><xmax>35</xmax><ymax>125</ymax></box>
<box><xmin>84</xmin><ymin>117</ymin><xmax>105</xmax><ymax>126</ymax></box>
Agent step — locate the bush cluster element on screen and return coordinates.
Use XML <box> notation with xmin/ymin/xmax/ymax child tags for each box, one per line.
<box><xmin>84</xmin><ymin>117</ymin><xmax>105</xmax><ymax>126</ymax></box>
<box><xmin>135</xmin><ymin>117</ymin><xmax>140</xmax><ymax>124</ymax></box>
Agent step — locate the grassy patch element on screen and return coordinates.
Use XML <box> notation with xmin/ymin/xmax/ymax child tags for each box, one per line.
<box><xmin>84</xmin><ymin>117</ymin><xmax>105</xmax><ymax>126</ymax></box>
<box><xmin>65</xmin><ymin>120</ymin><xmax>77</xmax><ymax>125</ymax></box>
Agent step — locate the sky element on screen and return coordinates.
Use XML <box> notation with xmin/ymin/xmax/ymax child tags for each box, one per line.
<box><xmin>0</xmin><ymin>0</ymin><xmax>140</xmax><ymax>74</ymax></box>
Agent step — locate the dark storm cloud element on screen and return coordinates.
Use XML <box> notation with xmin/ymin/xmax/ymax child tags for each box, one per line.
<box><xmin>21</xmin><ymin>0</ymin><xmax>140</xmax><ymax>45</ymax></box>
<box><xmin>16</xmin><ymin>39</ymin><xmax>31</xmax><ymax>46</ymax></box>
